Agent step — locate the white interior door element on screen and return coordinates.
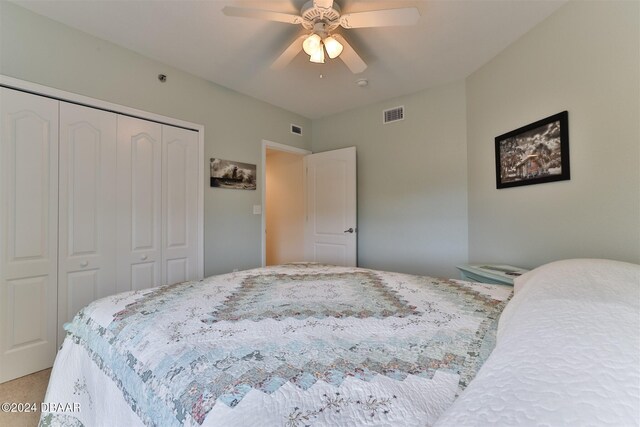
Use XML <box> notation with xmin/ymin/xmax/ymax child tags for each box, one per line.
<box><xmin>58</xmin><ymin>103</ymin><xmax>117</xmax><ymax>345</ymax></box>
<box><xmin>304</xmin><ymin>147</ymin><xmax>357</xmax><ymax>266</ymax></box>
<box><xmin>161</xmin><ymin>125</ymin><xmax>199</xmax><ymax>285</ymax></box>
<box><xmin>0</xmin><ymin>88</ymin><xmax>59</xmax><ymax>382</ymax></box>
<box><xmin>117</xmin><ymin>115</ymin><xmax>162</xmax><ymax>292</ymax></box>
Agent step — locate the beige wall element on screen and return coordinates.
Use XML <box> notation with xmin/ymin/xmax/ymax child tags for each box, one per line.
<box><xmin>466</xmin><ymin>0</ymin><xmax>640</xmax><ymax>268</ymax></box>
<box><xmin>0</xmin><ymin>2</ymin><xmax>312</xmax><ymax>276</ymax></box>
<box><xmin>312</xmin><ymin>81</ymin><xmax>468</xmax><ymax>278</ymax></box>
<box><xmin>265</xmin><ymin>150</ymin><xmax>305</xmax><ymax>265</ymax></box>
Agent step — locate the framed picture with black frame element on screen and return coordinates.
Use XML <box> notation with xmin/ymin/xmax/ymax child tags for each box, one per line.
<box><xmin>209</xmin><ymin>158</ymin><xmax>257</xmax><ymax>190</ymax></box>
<box><xmin>495</xmin><ymin>111</ymin><xmax>570</xmax><ymax>189</ymax></box>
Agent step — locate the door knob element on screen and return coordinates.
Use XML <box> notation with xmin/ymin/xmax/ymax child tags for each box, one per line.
<box><xmin>80</xmin><ymin>261</ymin><xmax>89</xmax><ymax>268</ymax></box>
<box><xmin>141</xmin><ymin>255</ymin><xmax>148</xmax><ymax>260</ymax></box>
<box><xmin>344</xmin><ymin>228</ymin><xmax>354</xmax><ymax>233</ymax></box>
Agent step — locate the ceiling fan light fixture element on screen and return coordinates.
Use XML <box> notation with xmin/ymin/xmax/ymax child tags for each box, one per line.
<box><xmin>323</xmin><ymin>36</ymin><xmax>343</xmax><ymax>59</ymax></box>
<box><xmin>302</xmin><ymin>33</ymin><xmax>322</xmax><ymax>56</ymax></box>
<box><xmin>309</xmin><ymin>45</ymin><xmax>325</xmax><ymax>63</ymax></box>
<box><xmin>225</xmin><ymin>2</ymin><xmax>421</xmax><ymax>74</ymax></box>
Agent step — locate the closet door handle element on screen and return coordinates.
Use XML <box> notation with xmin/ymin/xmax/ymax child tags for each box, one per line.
<box><xmin>141</xmin><ymin>255</ymin><xmax>148</xmax><ymax>261</ymax></box>
<box><xmin>344</xmin><ymin>228</ymin><xmax>354</xmax><ymax>233</ymax></box>
<box><xmin>80</xmin><ymin>261</ymin><xmax>89</xmax><ymax>268</ymax></box>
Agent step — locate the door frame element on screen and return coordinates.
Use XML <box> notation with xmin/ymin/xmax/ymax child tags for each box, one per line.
<box><xmin>0</xmin><ymin>74</ymin><xmax>205</xmax><ymax>279</ymax></box>
<box><xmin>261</xmin><ymin>140</ymin><xmax>311</xmax><ymax>267</ymax></box>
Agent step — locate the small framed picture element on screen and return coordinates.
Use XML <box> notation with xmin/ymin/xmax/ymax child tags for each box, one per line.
<box><xmin>495</xmin><ymin>111</ymin><xmax>570</xmax><ymax>189</ymax></box>
<box><xmin>210</xmin><ymin>158</ymin><xmax>256</xmax><ymax>190</ymax></box>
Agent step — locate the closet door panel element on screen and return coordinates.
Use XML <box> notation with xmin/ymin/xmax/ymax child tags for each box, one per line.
<box><xmin>162</xmin><ymin>125</ymin><xmax>199</xmax><ymax>285</ymax></box>
<box><xmin>132</xmin><ymin>137</ymin><xmax>157</xmax><ymax>250</ymax></box>
<box><xmin>66</xmin><ymin>270</ymin><xmax>98</xmax><ymax>320</ymax></box>
<box><xmin>117</xmin><ymin>116</ymin><xmax>162</xmax><ymax>292</ymax></box>
<box><xmin>0</xmin><ymin>88</ymin><xmax>58</xmax><ymax>383</ymax></box>
<box><xmin>58</xmin><ymin>103</ymin><xmax>117</xmax><ymax>345</ymax></box>
<box><xmin>131</xmin><ymin>263</ymin><xmax>156</xmax><ymax>291</ymax></box>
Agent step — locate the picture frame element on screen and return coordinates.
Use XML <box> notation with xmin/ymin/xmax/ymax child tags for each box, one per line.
<box><xmin>210</xmin><ymin>158</ymin><xmax>257</xmax><ymax>190</ymax></box>
<box><xmin>495</xmin><ymin>111</ymin><xmax>570</xmax><ymax>189</ymax></box>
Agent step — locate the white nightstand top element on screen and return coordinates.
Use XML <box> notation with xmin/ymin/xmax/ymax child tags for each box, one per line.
<box><xmin>456</xmin><ymin>264</ymin><xmax>529</xmax><ymax>285</ymax></box>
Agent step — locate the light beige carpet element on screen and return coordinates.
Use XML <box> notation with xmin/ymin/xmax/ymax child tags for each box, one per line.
<box><xmin>0</xmin><ymin>369</ymin><xmax>51</xmax><ymax>427</ymax></box>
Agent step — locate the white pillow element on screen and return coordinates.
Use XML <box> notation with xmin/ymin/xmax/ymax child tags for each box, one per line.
<box><xmin>498</xmin><ymin>258</ymin><xmax>640</xmax><ymax>340</ymax></box>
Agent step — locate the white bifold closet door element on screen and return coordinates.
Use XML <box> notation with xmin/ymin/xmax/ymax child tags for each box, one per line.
<box><xmin>1</xmin><ymin>86</ymin><xmax>202</xmax><ymax>382</ymax></box>
<box><xmin>0</xmin><ymin>88</ymin><xmax>59</xmax><ymax>382</ymax></box>
<box><xmin>116</xmin><ymin>116</ymin><xmax>163</xmax><ymax>292</ymax></box>
<box><xmin>117</xmin><ymin>116</ymin><xmax>200</xmax><ymax>291</ymax></box>
<box><xmin>58</xmin><ymin>103</ymin><xmax>117</xmax><ymax>345</ymax></box>
<box><xmin>161</xmin><ymin>125</ymin><xmax>199</xmax><ymax>285</ymax></box>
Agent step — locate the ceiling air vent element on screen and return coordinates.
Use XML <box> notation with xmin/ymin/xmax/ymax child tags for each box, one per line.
<box><xmin>383</xmin><ymin>106</ymin><xmax>405</xmax><ymax>124</ymax></box>
<box><xmin>290</xmin><ymin>124</ymin><xmax>303</xmax><ymax>135</ymax></box>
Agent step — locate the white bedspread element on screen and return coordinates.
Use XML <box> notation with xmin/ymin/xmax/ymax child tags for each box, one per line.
<box><xmin>435</xmin><ymin>259</ymin><xmax>640</xmax><ymax>426</ymax></box>
<box><xmin>40</xmin><ymin>264</ymin><xmax>512</xmax><ymax>427</ymax></box>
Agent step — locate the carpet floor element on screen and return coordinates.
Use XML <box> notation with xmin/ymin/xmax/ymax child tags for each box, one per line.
<box><xmin>0</xmin><ymin>369</ymin><xmax>51</xmax><ymax>427</ymax></box>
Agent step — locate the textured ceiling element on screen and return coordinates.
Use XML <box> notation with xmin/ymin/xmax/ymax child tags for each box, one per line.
<box><xmin>14</xmin><ymin>0</ymin><xmax>566</xmax><ymax>118</ymax></box>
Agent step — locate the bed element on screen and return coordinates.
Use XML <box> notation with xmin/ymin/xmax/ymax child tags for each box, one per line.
<box><xmin>435</xmin><ymin>258</ymin><xmax>640</xmax><ymax>426</ymax></box>
<box><xmin>39</xmin><ymin>263</ymin><xmax>512</xmax><ymax>426</ymax></box>
<box><xmin>40</xmin><ymin>259</ymin><xmax>640</xmax><ymax>426</ymax></box>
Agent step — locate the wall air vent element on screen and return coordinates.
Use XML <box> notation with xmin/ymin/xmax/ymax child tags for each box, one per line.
<box><xmin>290</xmin><ymin>124</ymin><xmax>303</xmax><ymax>135</ymax></box>
<box><xmin>383</xmin><ymin>106</ymin><xmax>405</xmax><ymax>124</ymax></box>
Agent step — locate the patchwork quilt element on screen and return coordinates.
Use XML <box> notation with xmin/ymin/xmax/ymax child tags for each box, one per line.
<box><xmin>40</xmin><ymin>264</ymin><xmax>512</xmax><ymax>427</ymax></box>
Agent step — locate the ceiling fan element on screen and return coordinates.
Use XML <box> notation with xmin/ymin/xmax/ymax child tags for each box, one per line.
<box><xmin>222</xmin><ymin>0</ymin><xmax>420</xmax><ymax>74</ymax></box>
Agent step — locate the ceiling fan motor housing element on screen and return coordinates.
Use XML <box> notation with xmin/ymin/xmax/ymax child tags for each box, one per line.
<box><xmin>301</xmin><ymin>0</ymin><xmax>341</xmax><ymax>30</ymax></box>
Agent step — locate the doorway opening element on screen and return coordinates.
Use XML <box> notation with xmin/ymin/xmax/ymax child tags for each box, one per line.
<box><xmin>261</xmin><ymin>140</ymin><xmax>311</xmax><ymax>266</ymax></box>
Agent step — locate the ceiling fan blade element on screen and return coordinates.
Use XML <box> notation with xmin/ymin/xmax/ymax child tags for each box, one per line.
<box><xmin>222</xmin><ymin>6</ymin><xmax>303</xmax><ymax>25</ymax></box>
<box><xmin>313</xmin><ymin>0</ymin><xmax>334</xmax><ymax>9</ymax></box>
<box><xmin>332</xmin><ymin>34</ymin><xmax>367</xmax><ymax>74</ymax></box>
<box><xmin>271</xmin><ymin>35</ymin><xmax>306</xmax><ymax>70</ymax></box>
<box><xmin>340</xmin><ymin>8</ymin><xmax>420</xmax><ymax>29</ymax></box>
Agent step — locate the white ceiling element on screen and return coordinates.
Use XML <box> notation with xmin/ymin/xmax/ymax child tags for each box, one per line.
<box><xmin>14</xmin><ymin>0</ymin><xmax>566</xmax><ymax>119</ymax></box>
